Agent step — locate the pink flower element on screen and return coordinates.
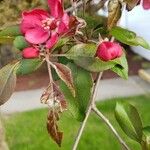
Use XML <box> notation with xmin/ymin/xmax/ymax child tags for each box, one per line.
<box><xmin>21</xmin><ymin>0</ymin><xmax>82</xmax><ymax>49</ymax></box>
<box><xmin>96</xmin><ymin>41</ymin><xmax>123</xmax><ymax>61</ymax></box>
<box><xmin>142</xmin><ymin>0</ymin><xmax>150</xmax><ymax>9</ymax></box>
<box><xmin>22</xmin><ymin>47</ymin><xmax>39</xmax><ymax>59</ymax></box>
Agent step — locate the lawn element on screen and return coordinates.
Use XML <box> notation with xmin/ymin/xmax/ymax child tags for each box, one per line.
<box><xmin>3</xmin><ymin>94</ymin><xmax>150</xmax><ymax>150</ymax></box>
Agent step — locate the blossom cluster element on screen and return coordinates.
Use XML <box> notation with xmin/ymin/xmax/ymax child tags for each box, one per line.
<box><xmin>21</xmin><ymin>0</ymin><xmax>150</xmax><ymax>61</ymax></box>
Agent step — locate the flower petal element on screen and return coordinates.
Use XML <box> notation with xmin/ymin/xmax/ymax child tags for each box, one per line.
<box><xmin>58</xmin><ymin>13</ymin><xmax>70</xmax><ymax>34</ymax></box>
<box><xmin>143</xmin><ymin>0</ymin><xmax>150</xmax><ymax>9</ymax></box>
<box><xmin>22</xmin><ymin>47</ymin><xmax>39</xmax><ymax>59</ymax></box>
<box><xmin>25</xmin><ymin>27</ymin><xmax>50</xmax><ymax>44</ymax></box>
<box><xmin>48</xmin><ymin>0</ymin><xmax>64</xmax><ymax>18</ymax></box>
<box><xmin>46</xmin><ymin>33</ymin><xmax>59</xmax><ymax>49</ymax></box>
<box><xmin>22</xmin><ymin>9</ymin><xmax>49</xmax><ymax>20</ymax></box>
<box><xmin>21</xmin><ymin>9</ymin><xmax>49</xmax><ymax>33</ymax></box>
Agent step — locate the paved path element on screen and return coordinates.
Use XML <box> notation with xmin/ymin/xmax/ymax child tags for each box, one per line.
<box><xmin>0</xmin><ymin>76</ymin><xmax>150</xmax><ymax>114</ymax></box>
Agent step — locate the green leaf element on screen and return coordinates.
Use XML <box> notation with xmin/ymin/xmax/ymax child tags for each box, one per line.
<box><xmin>142</xmin><ymin>126</ymin><xmax>150</xmax><ymax>150</ymax></box>
<box><xmin>115</xmin><ymin>102</ymin><xmax>143</xmax><ymax>143</ymax></box>
<box><xmin>13</xmin><ymin>36</ymin><xmax>29</xmax><ymax>50</ymax></box>
<box><xmin>0</xmin><ymin>62</ymin><xmax>19</xmax><ymax>106</ymax></box>
<box><xmin>0</xmin><ymin>36</ymin><xmax>15</xmax><ymax>44</ymax></box>
<box><xmin>110</xmin><ymin>26</ymin><xmax>150</xmax><ymax>50</ymax></box>
<box><xmin>0</xmin><ymin>25</ymin><xmax>22</xmax><ymax>44</ymax></box>
<box><xmin>67</xmin><ymin>43</ymin><xmax>127</xmax><ymax>76</ymax></box>
<box><xmin>107</xmin><ymin>0</ymin><xmax>122</xmax><ymax>30</ymax></box>
<box><xmin>111</xmin><ymin>54</ymin><xmax>128</xmax><ymax>79</ymax></box>
<box><xmin>0</xmin><ymin>25</ymin><xmax>22</xmax><ymax>37</ymax></box>
<box><xmin>73</xmin><ymin>64</ymin><xmax>93</xmax><ymax>112</ymax></box>
<box><xmin>17</xmin><ymin>59</ymin><xmax>43</xmax><ymax>75</ymax></box>
<box><xmin>60</xmin><ymin>63</ymin><xmax>93</xmax><ymax>121</ymax></box>
<box><xmin>52</xmin><ymin>38</ymin><xmax>69</xmax><ymax>51</ymax></box>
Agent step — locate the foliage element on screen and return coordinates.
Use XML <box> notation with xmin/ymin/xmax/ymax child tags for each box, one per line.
<box><xmin>0</xmin><ymin>0</ymin><xmax>150</xmax><ymax>149</ymax></box>
<box><xmin>4</xmin><ymin>94</ymin><xmax>150</xmax><ymax>150</ymax></box>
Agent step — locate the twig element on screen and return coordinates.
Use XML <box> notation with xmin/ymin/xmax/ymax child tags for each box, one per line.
<box><xmin>45</xmin><ymin>54</ymin><xmax>54</xmax><ymax>103</ymax></box>
<box><xmin>70</xmin><ymin>0</ymin><xmax>77</xmax><ymax>15</ymax></box>
<box><xmin>72</xmin><ymin>72</ymin><xmax>103</xmax><ymax>150</ymax></box>
<box><xmin>66</xmin><ymin>0</ymin><xmax>92</xmax><ymax>13</ymax></box>
<box><xmin>45</xmin><ymin>55</ymin><xmax>53</xmax><ymax>84</ymax></box>
<box><xmin>92</xmin><ymin>106</ymin><xmax>131</xmax><ymax>150</ymax></box>
<box><xmin>72</xmin><ymin>70</ymin><xmax>130</xmax><ymax>150</ymax></box>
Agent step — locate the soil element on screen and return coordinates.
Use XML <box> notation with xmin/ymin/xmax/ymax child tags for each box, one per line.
<box><xmin>15</xmin><ymin>49</ymin><xmax>150</xmax><ymax>91</ymax></box>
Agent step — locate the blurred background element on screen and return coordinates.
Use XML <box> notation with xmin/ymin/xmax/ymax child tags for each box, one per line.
<box><xmin>0</xmin><ymin>0</ymin><xmax>150</xmax><ymax>150</ymax></box>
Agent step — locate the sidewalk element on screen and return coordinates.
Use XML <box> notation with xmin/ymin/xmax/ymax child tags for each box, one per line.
<box><xmin>0</xmin><ymin>76</ymin><xmax>150</xmax><ymax>114</ymax></box>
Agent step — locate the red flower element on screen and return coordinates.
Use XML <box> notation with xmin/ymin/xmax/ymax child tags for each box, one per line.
<box><xmin>21</xmin><ymin>0</ymin><xmax>81</xmax><ymax>49</ymax></box>
<box><xmin>22</xmin><ymin>47</ymin><xmax>39</xmax><ymax>59</ymax></box>
<box><xmin>96</xmin><ymin>41</ymin><xmax>123</xmax><ymax>61</ymax></box>
<box><xmin>142</xmin><ymin>0</ymin><xmax>150</xmax><ymax>9</ymax></box>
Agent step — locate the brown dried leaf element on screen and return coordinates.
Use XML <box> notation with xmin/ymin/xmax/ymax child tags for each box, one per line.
<box><xmin>124</xmin><ymin>0</ymin><xmax>140</xmax><ymax>11</ymax></box>
<box><xmin>107</xmin><ymin>0</ymin><xmax>122</xmax><ymax>30</ymax></box>
<box><xmin>41</xmin><ymin>83</ymin><xmax>67</xmax><ymax>110</ymax></box>
<box><xmin>52</xmin><ymin>62</ymin><xmax>75</xmax><ymax>97</ymax></box>
<box><xmin>0</xmin><ymin>62</ymin><xmax>19</xmax><ymax>106</ymax></box>
<box><xmin>47</xmin><ymin>110</ymin><xmax>63</xmax><ymax>147</ymax></box>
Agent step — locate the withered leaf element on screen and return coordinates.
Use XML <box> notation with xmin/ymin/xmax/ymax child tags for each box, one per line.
<box><xmin>41</xmin><ymin>82</ymin><xmax>67</xmax><ymax>110</ymax></box>
<box><xmin>107</xmin><ymin>0</ymin><xmax>122</xmax><ymax>30</ymax></box>
<box><xmin>47</xmin><ymin>110</ymin><xmax>63</xmax><ymax>147</ymax></box>
<box><xmin>0</xmin><ymin>62</ymin><xmax>19</xmax><ymax>106</ymax></box>
<box><xmin>52</xmin><ymin>62</ymin><xmax>75</xmax><ymax>97</ymax></box>
<box><xmin>124</xmin><ymin>0</ymin><xmax>140</xmax><ymax>11</ymax></box>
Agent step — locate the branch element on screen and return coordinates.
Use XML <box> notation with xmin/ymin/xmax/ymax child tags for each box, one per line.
<box><xmin>72</xmin><ymin>72</ymin><xmax>103</xmax><ymax>150</ymax></box>
<box><xmin>66</xmin><ymin>0</ymin><xmax>92</xmax><ymax>13</ymax></box>
<box><xmin>92</xmin><ymin>106</ymin><xmax>131</xmax><ymax>150</ymax></box>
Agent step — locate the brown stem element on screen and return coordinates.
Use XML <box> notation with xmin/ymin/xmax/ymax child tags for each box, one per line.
<box><xmin>45</xmin><ymin>55</ymin><xmax>53</xmax><ymax>84</ymax></box>
<box><xmin>72</xmin><ymin>71</ymin><xmax>130</xmax><ymax>150</ymax></box>
<box><xmin>45</xmin><ymin>54</ymin><xmax>54</xmax><ymax>101</ymax></box>
<box><xmin>66</xmin><ymin>0</ymin><xmax>92</xmax><ymax>13</ymax></box>
<box><xmin>72</xmin><ymin>72</ymin><xmax>103</xmax><ymax>150</ymax></box>
<box><xmin>92</xmin><ymin>106</ymin><xmax>130</xmax><ymax>150</ymax></box>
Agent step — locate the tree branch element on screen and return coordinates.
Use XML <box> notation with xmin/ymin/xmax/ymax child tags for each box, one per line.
<box><xmin>92</xmin><ymin>106</ymin><xmax>130</xmax><ymax>150</ymax></box>
<box><xmin>72</xmin><ymin>72</ymin><xmax>103</xmax><ymax>150</ymax></box>
<box><xmin>66</xmin><ymin>0</ymin><xmax>92</xmax><ymax>13</ymax></box>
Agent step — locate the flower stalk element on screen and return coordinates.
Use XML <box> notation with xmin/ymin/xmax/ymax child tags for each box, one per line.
<box><xmin>72</xmin><ymin>72</ymin><xmax>130</xmax><ymax>150</ymax></box>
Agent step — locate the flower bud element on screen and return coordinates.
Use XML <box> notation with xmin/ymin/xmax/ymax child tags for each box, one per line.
<box><xmin>22</xmin><ymin>47</ymin><xmax>39</xmax><ymax>59</ymax></box>
<box><xmin>96</xmin><ymin>41</ymin><xmax>123</xmax><ymax>61</ymax></box>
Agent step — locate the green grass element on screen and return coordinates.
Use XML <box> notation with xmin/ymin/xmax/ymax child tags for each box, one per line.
<box><xmin>3</xmin><ymin>94</ymin><xmax>150</xmax><ymax>150</ymax></box>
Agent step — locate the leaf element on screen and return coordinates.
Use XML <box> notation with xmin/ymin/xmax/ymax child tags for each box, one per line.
<box><xmin>51</xmin><ymin>62</ymin><xmax>75</xmax><ymax>97</ymax></box>
<box><xmin>67</xmin><ymin>43</ymin><xmax>127</xmax><ymax>74</ymax></box>
<box><xmin>17</xmin><ymin>59</ymin><xmax>43</xmax><ymax>75</ymax></box>
<box><xmin>124</xmin><ymin>0</ymin><xmax>140</xmax><ymax>11</ymax></box>
<box><xmin>0</xmin><ymin>36</ymin><xmax>15</xmax><ymax>44</ymax></box>
<box><xmin>0</xmin><ymin>25</ymin><xmax>22</xmax><ymax>44</ymax></box>
<box><xmin>41</xmin><ymin>83</ymin><xmax>67</xmax><ymax>110</ymax></box>
<box><xmin>0</xmin><ymin>62</ymin><xmax>19</xmax><ymax>106</ymax></box>
<box><xmin>52</xmin><ymin>38</ymin><xmax>69</xmax><ymax>51</ymax></box>
<box><xmin>115</xmin><ymin>102</ymin><xmax>143</xmax><ymax>143</ymax></box>
<box><xmin>0</xmin><ymin>25</ymin><xmax>21</xmax><ymax>37</ymax></box>
<box><xmin>13</xmin><ymin>36</ymin><xmax>29</xmax><ymax>50</ymax></box>
<box><xmin>60</xmin><ymin>63</ymin><xmax>93</xmax><ymax>121</ymax></box>
<box><xmin>111</xmin><ymin>53</ymin><xmax>128</xmax><ymax>79</ymax></box>
<box><xmin>142</xmin><ymin>126</ymin><xmax>150</xmax><ymax>150</ymax></box>
<box><xmin>107</xmin><ymin>0</ymin><xmax>122</xmax><ymax>30</ymax></box>
<box><xmin>44</xmin><ymin>83</ymin><xmax>67</xmax><ymax>146</ymax></box>
<box><xmin>73</xmin><ymin>64</ymin><xmax>93</xmax><ymax>112</ymax></box>
<box><xmin>47</xmin><ymin>110</ymin><xmax>63</xmax><ymax>147</ymax></box>
<box><xmin>110</xmin><ymin>26</ymin><xmax>150</xmax><ymax>50</ymax></box>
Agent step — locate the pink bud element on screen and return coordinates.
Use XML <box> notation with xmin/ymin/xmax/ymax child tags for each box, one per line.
<box><xmin>22</xmin><ymin>47</ymin><xmax>39</xmax><ymax>59</ymax></box>
<box><xmin>96</xmin><ymin>41</ymin><xmax>123</xmax><ymax>61</ymax></box>
<box><xmin>143</xmin><ymin>0</ymin><xmax>150</xmax><ymax>10</ymax></box>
